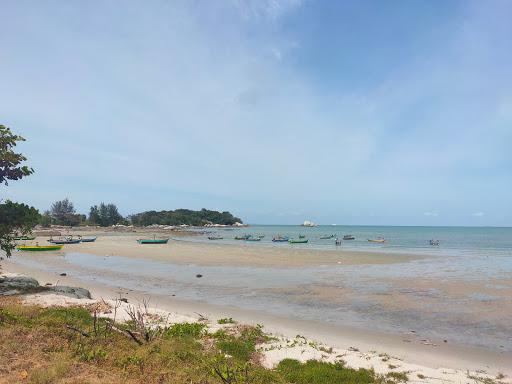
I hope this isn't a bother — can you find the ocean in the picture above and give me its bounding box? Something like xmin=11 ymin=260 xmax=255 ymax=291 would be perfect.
xmin=187 ymin=225 xmax=512 ymax=257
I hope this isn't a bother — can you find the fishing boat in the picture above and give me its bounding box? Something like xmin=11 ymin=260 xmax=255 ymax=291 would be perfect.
xmin=17 ymin=245 xmax=63 ymax=251
xmin=289 ymin=238 xmax=308 ymax=244
xmin=272 ymin=235 xmax=289 ymax=242
xmin=79 ymin=236 xmax=97 ymax=243
xmin=429 ymin=239 xmax=440 ymax=246
xmin=48 ymin=239 xmax=81 ymax=244
xmin=14 ymin=235 xmax=36 ymax=241
xmin=234 ymin=235 xmax=250 ymax=240
xmin=257 ymin=235 xmax=265 ymax=239
xmin=137 ymin=238 xmax=169 ymax=244
xmin=343 ymin=235 xmax=355 ymax=240
xmin=320 ymin=234 xmax=335 ymax=239
xmin=367 ymin=238 xmax=386 ymax=243
xmin=208 ymin=236 xmax=223 ymax=240
xmin=245 ymin=237 xmax=261 ymax=241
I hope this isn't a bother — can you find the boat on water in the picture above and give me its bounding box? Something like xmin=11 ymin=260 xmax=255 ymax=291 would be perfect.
xmin=246 ymin=237 xmax=261 ymax=242
xmin=289 ymin=238 xmax=308 ymax=244
xmin=368 ymin=238 xmax=386 ymax=243
xmin=429 ymin=239 xmax=440 ymax=246
xmin=320 ymin=234 xmax=335 ymax=239
xmin=208 ymin=236 xmax=223 ymax=240
xmin=343 ymin=235 xmax=355 ymax=240
xmin=272 ymin=235 xmax=289 ymax=242
xmin=234 ymin=235 xmax=251 ymax=240
xmin=17 ymin=245 xmax=63 ymax=251
xmin=137 ymin=238 xmax=169 ymax=244
xmin=14 ymin=235 xmax=36 ymax=241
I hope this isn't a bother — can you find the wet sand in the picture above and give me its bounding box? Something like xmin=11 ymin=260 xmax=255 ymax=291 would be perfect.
xmin=26 ymin=232 xmax=422 ymax=267
xmin=3 ymin=232 xmax=512 ymax=378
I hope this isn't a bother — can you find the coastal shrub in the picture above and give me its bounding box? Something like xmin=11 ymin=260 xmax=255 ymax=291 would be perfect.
xmin=214 ymin=324 xmax=269 ymax=362
xmin=36 ymin=306 xmax=92 ymax=328
xmin=164 ymin=322 xmax=206 ymax=339
xmin=386 ymin=371 xmax=409 ymax=383
xmin=277 ymin=359 xmax=376 ymax=384
xmin=218 ymin=317 xmax=236 ymax=324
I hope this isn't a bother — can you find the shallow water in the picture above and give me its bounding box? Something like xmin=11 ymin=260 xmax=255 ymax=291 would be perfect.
xmin=13 ymin=245 xmax=512 ymax=351
xmin=190 ymin=225 xmax=512 ymax=258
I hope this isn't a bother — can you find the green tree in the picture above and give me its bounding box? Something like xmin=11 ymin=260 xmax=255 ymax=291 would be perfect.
xmin=89 ymin=203 xmax=123 ymax=226
xmin=0 ymin=125 xmax=34 ymax=185
xmin=0 ymin=125 xmax=39 ymax=257
xmin=0 ymin=201 xmax=40 ymax=256
xmin=50 ymin=198 xmax=83 ymax=226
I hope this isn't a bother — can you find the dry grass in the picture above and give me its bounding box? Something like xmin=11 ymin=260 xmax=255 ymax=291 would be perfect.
xmin=0 ymin=296 xmax=400 ymax=384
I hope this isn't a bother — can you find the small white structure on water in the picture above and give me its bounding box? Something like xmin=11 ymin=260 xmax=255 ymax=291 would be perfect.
xmin=301 ymin=220 xmax=316 ymax=227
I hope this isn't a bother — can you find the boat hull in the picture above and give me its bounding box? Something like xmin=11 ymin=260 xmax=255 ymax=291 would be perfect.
xmin=17 ymin=245 xmax=63 ymax=251
xmin=289 ymin=239 xmax=308 ymax=244
xmin=137 ymin=239 xmax=169 ymax=244
xmin=49 ymin=240 xmax=81 ymax=244
xmin=80 ymin=237 xmax=97 ymax=242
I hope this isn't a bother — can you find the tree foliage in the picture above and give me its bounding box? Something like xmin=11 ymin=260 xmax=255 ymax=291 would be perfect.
xmin=0 ymin=124 xmax=34 ymax=185
xmin=129 ymin=208 xmax=242 ymax=227
xmin=0 ymin=200 xmax=40 ymax=256
xmin=1 ymin=124 xmax=39 ymax=257
xmin=88 ymin=203 xmax=123 ymax=227
xmin=50 ymin=198 xmax=84 ymax=226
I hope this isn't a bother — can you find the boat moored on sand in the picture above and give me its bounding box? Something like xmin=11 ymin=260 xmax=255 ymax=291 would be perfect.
xmin=288 ymin=238 xmax=308 ymax=244
xmin=343 ymin=235 xmax=355 ymax=240
xmin=137 ymin=238 xmax=169 ymax=244
xmin=17 ymin=244 xmax=63 ymax=251
xmin=368 ymin=238 xmax=386 ymax=243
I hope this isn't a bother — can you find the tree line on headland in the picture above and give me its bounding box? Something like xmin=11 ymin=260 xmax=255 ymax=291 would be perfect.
xmin=1 ymin=124 xmax=241 ymax=257
xmin=39 ymin=199 xmax=243 ymax=228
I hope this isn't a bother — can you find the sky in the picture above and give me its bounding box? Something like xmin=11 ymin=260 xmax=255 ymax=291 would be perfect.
xmin=1 ymin=0 xmax=511 ymax=226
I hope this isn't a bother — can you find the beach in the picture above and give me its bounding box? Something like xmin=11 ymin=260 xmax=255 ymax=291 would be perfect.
xmin=2 ymin=229 xmax=512 ymax=382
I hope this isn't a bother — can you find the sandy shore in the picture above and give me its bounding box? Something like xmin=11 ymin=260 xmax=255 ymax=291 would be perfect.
xmin=2 ymin=261 xmax=511 ymax=383
xmin=21 ymin=231 xmax=422 ymax=267
xmin=2 ymin=231 xmax=511 ymax=382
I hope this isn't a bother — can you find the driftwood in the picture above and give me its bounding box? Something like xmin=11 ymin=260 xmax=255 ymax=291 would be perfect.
xmin=66 ymin=325 xmax=90 ymax=337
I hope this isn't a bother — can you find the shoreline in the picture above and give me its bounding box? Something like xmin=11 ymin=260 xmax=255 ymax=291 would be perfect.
xmin=2 ymin=259 xmax=511 ymax=381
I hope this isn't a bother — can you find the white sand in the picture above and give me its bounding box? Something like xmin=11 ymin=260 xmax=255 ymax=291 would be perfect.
xmin=3 ymin=269 xmax=509 ymax=384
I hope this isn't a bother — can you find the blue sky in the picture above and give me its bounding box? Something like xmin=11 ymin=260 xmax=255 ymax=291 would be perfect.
xmin=1 ymin=0 xmax=511 ymax=226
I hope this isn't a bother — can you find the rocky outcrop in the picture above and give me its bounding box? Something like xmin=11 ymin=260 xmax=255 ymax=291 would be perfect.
xmin=0 ymin=273 xmax=91 ymax=299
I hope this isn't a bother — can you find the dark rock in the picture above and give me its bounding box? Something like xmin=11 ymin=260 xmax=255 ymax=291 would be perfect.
xmin=59 ymin=273 xmax=67 ymax=276
xmin=0 ymin=275 xmax=39 ymax=289
xmin=48 ymin=286 xmax=91 ymax=299
xmin=196 ymin=274 xmax=203 ymax=278
xmin=119 ymin=298 xmax=128 ymax=303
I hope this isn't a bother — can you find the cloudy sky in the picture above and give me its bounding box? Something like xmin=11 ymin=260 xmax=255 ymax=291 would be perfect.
xmin=1 ymin=0 xmax=511 ymax=226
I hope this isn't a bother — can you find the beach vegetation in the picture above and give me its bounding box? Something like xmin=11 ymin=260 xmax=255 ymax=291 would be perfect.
xmin=217 ymin=317 xmax=236 ymax=324
xmin=129 ymin=208 xmax=242 ymax=227
xmin=48 ymin=198 xmax=86 ymax=226
xmin=89 ymin=202 xmax=124 ymax=226
xmin=386 ymin=371 xmax=409 ymax=383
xmin=0 ymin=124 xmax=40 ymax=257
xmin=0 ymin=296 xmax=408 ymax=383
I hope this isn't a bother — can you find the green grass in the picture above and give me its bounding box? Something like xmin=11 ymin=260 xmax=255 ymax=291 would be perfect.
xmin=0 ymin=296 xmax=402 ymax=384
xmin=277 ymin=359 xmax=376 ymax=384
xmin=217 ymin=317 xmax=236 ymax=324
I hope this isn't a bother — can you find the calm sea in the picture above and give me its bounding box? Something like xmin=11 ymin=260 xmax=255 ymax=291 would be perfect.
xmin=185 ymin=225 xmax=512 ymax=257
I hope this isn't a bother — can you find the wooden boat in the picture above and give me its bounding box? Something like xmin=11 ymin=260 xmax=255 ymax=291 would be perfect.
xmin=320 ymin=234 xmax=335 ymax=239
xmin=288 ymin=238 xmax=308 ymax=244
xmin=137 ymin=238 xmax=169 ymax=244
xmin=343 ymin=235 xmax=355 ymax=240
xmin=272 ymin=236 xmax=289 ymax=242
xmin=17 ymin=245 xmax=63 ymax=251
xmin=368 ymin=238 xmax=386 ymax=243
xmin=245 ymin=237 xmax=261 ymax=241
xmin=78 ymin=236 xmax=97 ymax=243
xmin=14 ymin=236 xmax=36 ymax=240
xmin=234 ymin=235 xmax=250 ymax=240
xmin=49 ymin=239 xmax=81 ymax=244
xmin=429 ymin=239 xmax=440 ymax=246
xmin=208 ymin=236 xmax=223 ymax=240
